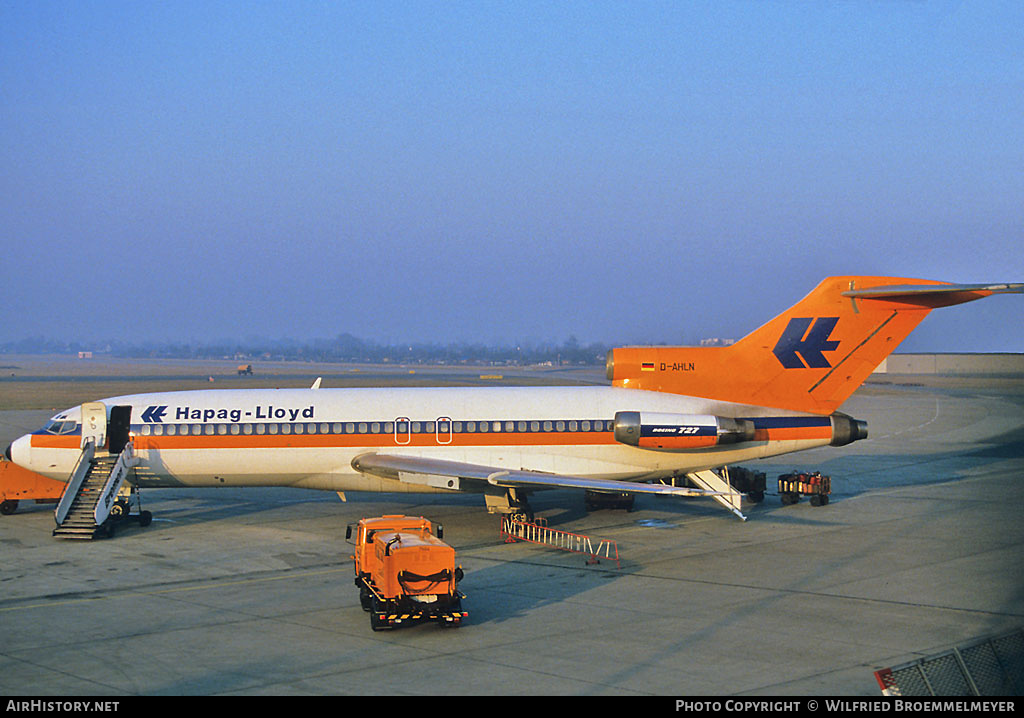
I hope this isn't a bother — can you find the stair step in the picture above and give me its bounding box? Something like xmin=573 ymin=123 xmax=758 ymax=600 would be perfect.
xmin=54 ymin=444 xmax=135 ymax=540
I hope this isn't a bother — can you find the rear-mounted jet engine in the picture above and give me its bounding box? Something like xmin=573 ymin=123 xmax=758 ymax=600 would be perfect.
xmin=613 ymin=411 xmax=756 ymax=450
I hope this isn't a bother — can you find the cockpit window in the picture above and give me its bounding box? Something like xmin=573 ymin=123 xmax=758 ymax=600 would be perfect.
xmin=44 ymin=420 xmax=79 ymax=435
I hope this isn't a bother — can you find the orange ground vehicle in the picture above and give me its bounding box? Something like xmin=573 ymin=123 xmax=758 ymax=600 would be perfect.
xmin=346 ymin=515 xmax=466 ymax=631
xmin=0 ymin=458 xmax=66 ymax=515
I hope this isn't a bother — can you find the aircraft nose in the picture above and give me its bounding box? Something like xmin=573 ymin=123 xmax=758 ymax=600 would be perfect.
xmin=6 ymin=434 xmax=29 ymax=466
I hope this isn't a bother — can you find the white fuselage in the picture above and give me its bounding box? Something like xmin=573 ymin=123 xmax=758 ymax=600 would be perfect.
xmin=11 ymin=386 xmax=835 ymax=494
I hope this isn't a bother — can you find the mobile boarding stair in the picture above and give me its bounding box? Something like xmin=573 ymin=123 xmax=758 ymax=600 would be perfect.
xmin=53 ymin=403 xmax=144 ymax=540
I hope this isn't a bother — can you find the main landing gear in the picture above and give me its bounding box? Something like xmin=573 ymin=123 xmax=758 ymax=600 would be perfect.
xmin=486 ymin=488 xmax=535 ymax=524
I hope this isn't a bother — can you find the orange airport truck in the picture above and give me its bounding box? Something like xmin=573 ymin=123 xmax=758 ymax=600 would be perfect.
xmin=1 ymin=457 xmax=67 ymax=515
xmin=346 ymin=515 xmax=466 ymax=631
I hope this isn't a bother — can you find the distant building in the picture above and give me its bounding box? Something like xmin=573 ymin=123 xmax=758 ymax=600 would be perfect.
xmin=77 ymin=351 xmax=93 ymax=359
xmin=699 ymin=338 xmax=736 ymax=347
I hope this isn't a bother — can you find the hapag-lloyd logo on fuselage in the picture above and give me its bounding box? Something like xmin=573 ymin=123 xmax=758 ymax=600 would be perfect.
xmin=141 ymin=405 xmax=315 ymax=423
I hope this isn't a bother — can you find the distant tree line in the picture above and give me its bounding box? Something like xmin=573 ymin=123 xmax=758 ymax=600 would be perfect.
xmin=0 ymin=333 xmax=610 ymax=366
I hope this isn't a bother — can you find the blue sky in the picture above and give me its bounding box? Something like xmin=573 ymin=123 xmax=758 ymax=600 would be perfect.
xmin=2 ymin=1 xmax=1022 ymax=351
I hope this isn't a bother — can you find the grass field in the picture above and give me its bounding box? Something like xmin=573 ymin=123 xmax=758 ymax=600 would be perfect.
xmin=0 ymin=355 xmax=606 ymax=410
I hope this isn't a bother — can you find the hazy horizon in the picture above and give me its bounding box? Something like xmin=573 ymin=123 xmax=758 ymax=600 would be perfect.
xmin=3 ymin=2 xmax=1022 ymax=352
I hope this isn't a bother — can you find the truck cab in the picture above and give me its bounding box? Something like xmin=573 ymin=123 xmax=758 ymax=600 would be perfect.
xmin=347 ymin=514 xmax=441 ymax=580
xmin=346 ymin=514 xmax=464 ymax=631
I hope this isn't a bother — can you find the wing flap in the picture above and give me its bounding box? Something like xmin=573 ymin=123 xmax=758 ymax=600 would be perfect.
xmin=352 ymin=453 xmax=720 ymax=497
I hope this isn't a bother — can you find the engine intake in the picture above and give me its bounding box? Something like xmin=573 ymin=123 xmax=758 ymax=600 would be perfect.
xmin=614 ymin=411 xmax=756 ymax=451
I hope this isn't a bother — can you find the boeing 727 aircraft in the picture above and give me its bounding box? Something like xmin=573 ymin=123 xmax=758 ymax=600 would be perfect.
xmin=6 ymin=276 xmax=1022 ymax=531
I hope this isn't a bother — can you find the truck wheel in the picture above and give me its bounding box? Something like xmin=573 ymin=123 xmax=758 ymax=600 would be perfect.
xmin=810 ymin=495 xmax=822 ymax=507
xmin=370 ymin=612 xmax=391 ymax=631
xmin=139 ymin=510 xmax=153 ymax=527
xmin=359 ymin=586 xmax=372 ymax=612
xmin=1 ymin=500 xmax=19 ymax=515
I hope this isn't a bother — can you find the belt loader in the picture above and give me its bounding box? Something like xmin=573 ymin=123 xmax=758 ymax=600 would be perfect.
xmin=347 ymin=515 xmax=466 ymax=631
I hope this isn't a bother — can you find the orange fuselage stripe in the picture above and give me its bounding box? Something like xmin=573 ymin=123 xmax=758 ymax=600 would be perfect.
xmin=30 ymin=426 xmax=832 ymax=450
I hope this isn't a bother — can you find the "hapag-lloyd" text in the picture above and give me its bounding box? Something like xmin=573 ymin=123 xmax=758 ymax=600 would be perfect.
xmin=175 ymin=406 xmax=315 ymax=423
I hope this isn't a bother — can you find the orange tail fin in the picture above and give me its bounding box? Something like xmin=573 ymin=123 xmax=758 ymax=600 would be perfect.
xmin=607 ymin=277 xmax=1022 ymax=415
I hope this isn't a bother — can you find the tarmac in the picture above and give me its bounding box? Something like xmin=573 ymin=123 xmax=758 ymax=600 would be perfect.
xmin=0 ymin=375 xmax=1022 ymax=696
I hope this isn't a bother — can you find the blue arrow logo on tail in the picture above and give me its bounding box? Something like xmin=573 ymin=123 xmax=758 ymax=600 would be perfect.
xmin=141 ymin=405 xmax=168 ymax=423
xmin=772 ymin=317 xmax=840 ymax=369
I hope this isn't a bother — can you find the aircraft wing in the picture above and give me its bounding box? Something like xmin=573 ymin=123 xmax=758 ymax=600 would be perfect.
xmin=351 ymin=453 xmax=721 ymax=497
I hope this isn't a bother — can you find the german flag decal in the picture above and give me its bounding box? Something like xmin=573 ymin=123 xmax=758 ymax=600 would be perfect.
xmin=641 ymin=362 xmax=655 ymax=372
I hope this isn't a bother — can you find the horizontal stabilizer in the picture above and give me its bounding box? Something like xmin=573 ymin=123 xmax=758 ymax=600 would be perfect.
xmin=844 ymin=282 xmax=1023 ymax=304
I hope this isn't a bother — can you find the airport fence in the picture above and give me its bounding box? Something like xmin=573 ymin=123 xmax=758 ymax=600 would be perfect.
xmin=501 ymin=516 xmax=620 ymax=569
xmin=875 ymin=628 xmax=1024 ymax=696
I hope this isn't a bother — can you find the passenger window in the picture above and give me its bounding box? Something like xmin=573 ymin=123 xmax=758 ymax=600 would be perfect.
xmin=192 ymin=424 xmax=203 ymax=435
xmin=268 ymin=424 xmax=279 ymax=435
xmin=293 ymin=424 xmax=304 ymax=434
xmin=243 ymin=424 xmax=253 ymax=435
xmin=505 ymin=421 xmax=514 ymax=432
xmin=371 ymin=422 xmax=380 ymax=434
xmin=531 ymin=421 xmax=540 ymax=432
xmin=217 ymin=424 xmax=228 ymax=435
xmin=256 ymin=424 xmax=266 ymax=435
xmin=466 ymin=422 xmax=476 ymax=433
xmin=479 ymin=422 xmax=489 ymax=433
xmin=543 ymin=421 xmax=552 ymax=432
xmin=358 ymin=422 xmax=368 ymax=433
xmin=582 ymin=421 xmax=591 ymax=431
xmin=152 ymin=424 xmax=163 ymax=436
xmin=556 ymin=421 xmax=565 ymax=432
xmin=281 ymin=424 xmax=292 ymax=435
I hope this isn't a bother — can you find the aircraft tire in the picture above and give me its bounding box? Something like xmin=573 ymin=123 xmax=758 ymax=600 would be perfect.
xmin=0 ymin=500 xmax=19 ymax=515
xmin=139 ymin=510 xmax=153 ymax=527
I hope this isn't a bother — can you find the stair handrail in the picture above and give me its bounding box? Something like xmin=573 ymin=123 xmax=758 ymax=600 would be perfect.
xmin=93 ymin=441 xmax=138 ymax=526
xmin=55 ymin=439 xmax=96 ymax=526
